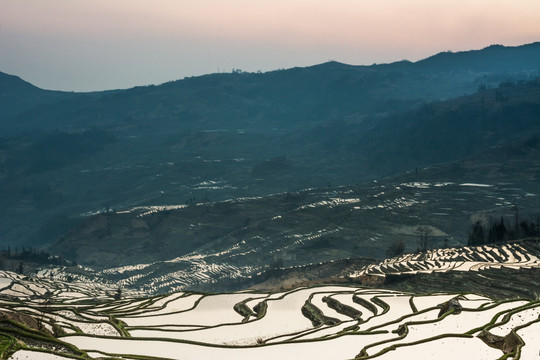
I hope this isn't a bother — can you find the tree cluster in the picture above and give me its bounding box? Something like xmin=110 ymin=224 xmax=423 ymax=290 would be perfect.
xmin=0 ymin=246 xmax=76 ymax=268
xmin=415 ymin=226 xmax=433 ymax=252
xmin=386 ymin=239 xmax=406 ymax=257
xmin=468 ymin=216 xmax=540 ymax=246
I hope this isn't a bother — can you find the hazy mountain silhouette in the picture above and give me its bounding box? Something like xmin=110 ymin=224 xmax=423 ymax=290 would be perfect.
xmin=2 ymin=42 xmax=539 ymax=135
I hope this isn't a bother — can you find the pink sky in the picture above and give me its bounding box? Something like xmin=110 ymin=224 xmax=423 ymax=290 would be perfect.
xmin=1 ymin=0 xmax=539 ymax=91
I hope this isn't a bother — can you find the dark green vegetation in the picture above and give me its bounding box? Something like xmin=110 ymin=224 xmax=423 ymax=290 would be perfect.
xmin=0 ymin=246 xmax=76 ymax=276
xmin=301 ymin=299 xmax=340 ymax=327
xmin=0 ymin=311 xmax=88 ymax=360
xmin=468 ymin=215 xmax=540 ymax=246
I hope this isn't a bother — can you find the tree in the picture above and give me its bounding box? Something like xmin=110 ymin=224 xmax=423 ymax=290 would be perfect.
xmin=114 ymin=286 xmax=123 ymax=300
xmin=387 ymin=239 xmax=406 ymax=257
xmin=415 ymin=226 xmax=433 ymax=252
xmin=520 ymin=220 xmax=540 ymax=237
xmin=512 ymin=204 xmax=519 ymax=240
xmin=468 ymin=221 xmax=485 ymax=246
xmin=495 ymin=90 xmax=505 ymax=102
xmin=487 ymin=217 xmax=507 ymax=243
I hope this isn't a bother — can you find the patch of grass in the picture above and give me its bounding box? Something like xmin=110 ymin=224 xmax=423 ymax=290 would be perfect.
xmin=0 ymin=334 xmax=19 ymax=360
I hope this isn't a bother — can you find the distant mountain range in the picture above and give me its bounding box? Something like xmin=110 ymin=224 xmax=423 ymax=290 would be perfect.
xmin=1 ymin=41 xmax=540 ymax=255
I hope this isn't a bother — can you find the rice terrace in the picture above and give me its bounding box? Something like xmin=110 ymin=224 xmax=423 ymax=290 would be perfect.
xmin=0 ymin=238 xmax=539 ymax=359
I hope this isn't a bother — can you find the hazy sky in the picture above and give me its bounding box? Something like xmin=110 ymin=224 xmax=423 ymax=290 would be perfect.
xmin=1 ymin=0 xmax=539 ymax=91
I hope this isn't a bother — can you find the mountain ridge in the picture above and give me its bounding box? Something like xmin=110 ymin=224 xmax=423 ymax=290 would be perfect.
xmin=2 ymin=41 xmax=539 ymax=128
xmin=0 ymin=71 xmax=78 ymax=122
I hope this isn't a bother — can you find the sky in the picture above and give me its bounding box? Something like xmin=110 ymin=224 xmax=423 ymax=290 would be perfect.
xmin=1 ymin=0 xmax=539 ymax=92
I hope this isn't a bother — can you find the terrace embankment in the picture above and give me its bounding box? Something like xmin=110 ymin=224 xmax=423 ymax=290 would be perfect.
xmin=384 ymin=266 xmax=540 ymax=300
xmin=349 ymin=238 xmax=540 ymax=299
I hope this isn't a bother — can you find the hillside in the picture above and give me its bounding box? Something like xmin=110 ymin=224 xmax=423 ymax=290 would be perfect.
xmin=1 ymin=42 xmax=540 ymax=249
xmin=45 ymin=134 xmax=540 ymax=293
